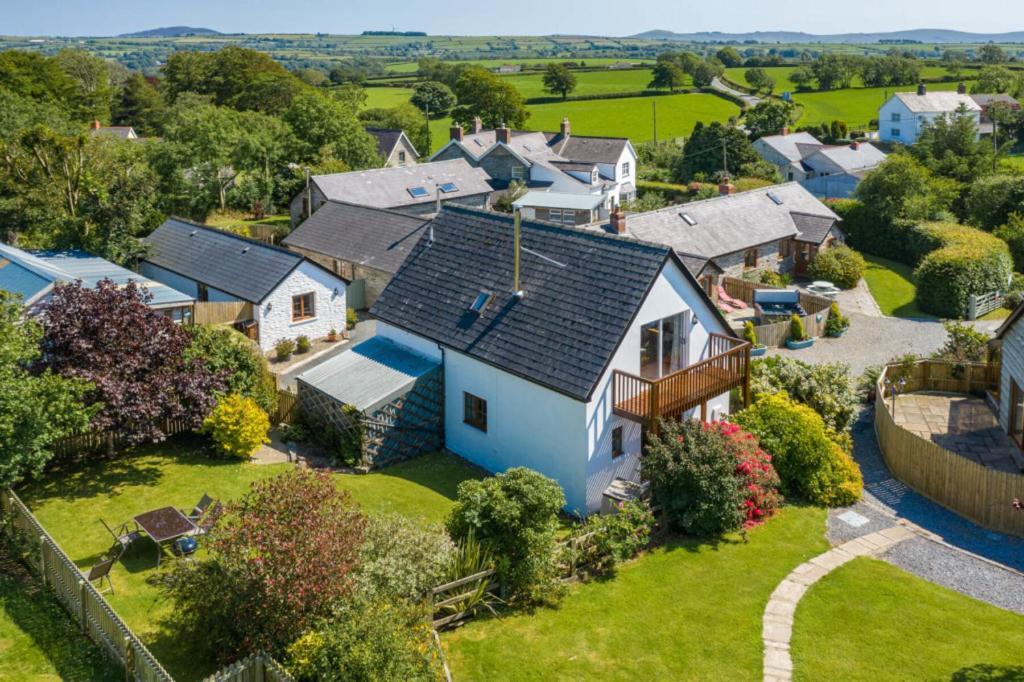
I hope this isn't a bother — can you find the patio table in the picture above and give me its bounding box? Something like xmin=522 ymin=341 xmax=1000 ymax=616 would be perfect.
xmin=134 ymin=506 xmax=197 ymax=566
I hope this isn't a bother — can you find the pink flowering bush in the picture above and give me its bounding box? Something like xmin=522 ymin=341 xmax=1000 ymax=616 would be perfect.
xmin=711 ymin=421 xmax=782 ymax=528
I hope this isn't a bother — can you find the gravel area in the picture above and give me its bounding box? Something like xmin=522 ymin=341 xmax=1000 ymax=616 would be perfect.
xmin=882 ymin=536 xmax=1024 ymax=614
xmin=826 ymin=502 xmax=894 ymax=545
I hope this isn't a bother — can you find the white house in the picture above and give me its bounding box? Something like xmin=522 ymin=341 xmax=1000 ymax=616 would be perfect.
xmin=753 ymin=130 xmax=887 ymax=198
xmin=365 ymin=127 xmax=420 ymax=168
xmin=364 ymin=205 xmax=749 ymax=514
xmin=141 ymin=218 xmax=348 ymax=352
xmin=878 ymin=84 xmax=981 ymax=145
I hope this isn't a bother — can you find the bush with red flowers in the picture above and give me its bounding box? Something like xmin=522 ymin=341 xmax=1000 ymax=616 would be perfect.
xmin=712 ymin=421 xmax=783 ymax=528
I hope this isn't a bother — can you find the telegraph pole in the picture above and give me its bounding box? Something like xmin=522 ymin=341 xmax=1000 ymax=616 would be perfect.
xmin=652 ymin=101 xmax=658 ymax=144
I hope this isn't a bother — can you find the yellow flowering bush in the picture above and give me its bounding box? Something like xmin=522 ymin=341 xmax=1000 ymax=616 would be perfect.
xmin=202 ymin=393 xmax=270 ymax=458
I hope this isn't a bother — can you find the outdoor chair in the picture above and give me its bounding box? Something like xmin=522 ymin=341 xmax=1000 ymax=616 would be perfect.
xmin=85 ymin=555 xmax=117 ymax=595
xmin=717 ymin=285 xmax=748 ymax=310
xmin=184 ymin=494 xmax=214 ymax=522
xmin=100 ymin=518 xmax=141 ymax=555
xmin=194 ymin=501 xmax=224 ymax=536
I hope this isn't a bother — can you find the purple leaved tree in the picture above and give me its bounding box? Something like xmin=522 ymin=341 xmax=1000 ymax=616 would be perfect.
xmin=40 ymin=279 xmax=224 ymax=446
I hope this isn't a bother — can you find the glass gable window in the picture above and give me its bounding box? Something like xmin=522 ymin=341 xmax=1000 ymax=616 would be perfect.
xmin=639 ymin=312 xmax=690 ymax=380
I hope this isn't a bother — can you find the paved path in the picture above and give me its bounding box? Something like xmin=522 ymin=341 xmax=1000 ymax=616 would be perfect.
xmin=710 ymin=77 xmax=763 ymax=108
xmin=276 ymin=318 xmax=376 ymax=390
xmin=762 ymin=525 xmax=916 ymax=681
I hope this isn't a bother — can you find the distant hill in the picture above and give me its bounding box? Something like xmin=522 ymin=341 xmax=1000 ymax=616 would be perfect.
xmin=631 ymin=28 xmax=1024 ymax=44
xmin=117 ymin=27 xmax=222 ymax=38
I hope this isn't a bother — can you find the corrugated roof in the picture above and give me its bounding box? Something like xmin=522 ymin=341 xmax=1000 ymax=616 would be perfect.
xmin=297 ymin=336 xmax=440 ymax=413
xmin=143 ymin=219 xmax=306 ymax=303
xmin=311 ymin=159 xmax=493 ymax=209
xmin=282 ymin=201 xmax=429 ymax=274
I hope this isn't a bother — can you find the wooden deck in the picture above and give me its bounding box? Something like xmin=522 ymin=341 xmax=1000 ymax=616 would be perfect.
xmin=613 ymin=333 xmax=751 ymax=423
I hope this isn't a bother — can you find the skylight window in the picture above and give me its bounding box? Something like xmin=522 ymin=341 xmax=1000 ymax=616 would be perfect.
xmin=407 ymin=186 xmax=430 ymax=199
xmin=469 ymin=290 xmax=493 ymax=314
xmin=767 ymin=191 xmax=784 ymax=205
xmin=681 ymin=213 xmax=697 ymax=226
xmin=439 ymin=182 xmax=458 ymax=193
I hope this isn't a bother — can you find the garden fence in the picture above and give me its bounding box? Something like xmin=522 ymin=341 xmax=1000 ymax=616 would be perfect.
xmin=202 ymin=654 xmax=294 ymax=682
xmin=53 ymin=419 xmax=193 ymax=460
xmin=720 ymin=276 xmax=833 ymax=346
xmin=194 ymin=301 xmax=254 ymax=326
xmin=874 ymin=363 xmax=1024 ymax=538
xmin=430 ymin=567 xmax=499 ymax=629
xmin=967 ymin=291 xmax=1002 ymax=321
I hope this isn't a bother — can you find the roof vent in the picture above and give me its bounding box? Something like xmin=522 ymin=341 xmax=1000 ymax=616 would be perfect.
xmin=680 ymin=213 xmax=697 ymax=226
xmin=469 ymin=290 xmax=493 ymax=314
xmin=767 ymin=191 xmax=784 ymax=206
xmin=241 ymin=246 xmax=250 ymax=254
xmin=189 ymin=230 xmax=198 ymax=237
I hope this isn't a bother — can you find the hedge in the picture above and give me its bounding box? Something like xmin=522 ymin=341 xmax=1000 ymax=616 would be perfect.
xmin=828 ymin=199 xmax=917 ymax=265
xmin=808 ymin=245 xmax=865 ymax=289
xmin=912 ymin=222 xmax=1012 ymax=318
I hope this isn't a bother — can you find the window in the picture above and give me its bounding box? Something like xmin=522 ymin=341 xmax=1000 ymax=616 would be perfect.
xmin=639 ymin=312 xmax=690 ymax=380
xmin=197 ymin=283 xmax=209 ymax=302
xmin=561 ymin=209 xmax=576 ymax=225
xmin=612 ymin=426 xmax=624 ymax=458
xmin=744 ymin=249 xmax=758 ymax=268
xmin=591 ymin=169 xmax=599 ymax=184
xmin=407 ymin=186 xmax=429 ymax=199
xmin=891 ymin=128 xmax=901 ymax=138
xmin=681 ymin=213 xmax=697 ymax=226
xmin=464 ymin=392 xmax=487 ymax=432
xmin=621 ymin=161 xmax=630 ymax=177
xmin=891 ymin=112 xmax=901 ymax=122
xmin=549 ymin=208 xmax=562 ymax=222
xmin=398 ymin=151 xmax=407 ymax=165
xmin=767 ymin=191 xmax=783 ymax=205
xmin=439 ymin=182 xmax=458 ymax=193
xmin=510 ymin=166 xmax=527 ymax=180
xmin=292 ymin=292 xmax=315 ymax=321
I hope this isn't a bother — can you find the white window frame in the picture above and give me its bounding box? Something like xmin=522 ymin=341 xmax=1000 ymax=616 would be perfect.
xmin=621 ymin=161 xmax=630 ymax=178
xmin=891 ymin=128 xmax=901 ymax=138
xmin=510 ymin=165 xmax=527 ymax=180
xmin=562 ymin=209 xmax=576 ymax=224
xmin=548 ymin=208 xmax=562 ymax=222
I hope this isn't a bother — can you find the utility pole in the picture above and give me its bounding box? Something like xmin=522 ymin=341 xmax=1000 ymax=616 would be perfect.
xmin=652 ymin=101 xmax=658 ymax=144
xmin=425 ymin=102 xmax=431 ymax=156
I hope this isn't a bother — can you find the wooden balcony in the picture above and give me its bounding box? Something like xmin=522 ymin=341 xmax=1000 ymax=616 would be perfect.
xmin=613 ymin=333 xmax=751 ymax=424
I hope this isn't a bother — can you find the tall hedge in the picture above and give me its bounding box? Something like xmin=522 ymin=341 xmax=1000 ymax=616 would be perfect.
xmin=829 ymin=199 xmax=916 ymax=264
xmin=912 ymin=222 xmax=1012 ymax=318
xmin=964 ymin=175 xmax=1024 ymax=232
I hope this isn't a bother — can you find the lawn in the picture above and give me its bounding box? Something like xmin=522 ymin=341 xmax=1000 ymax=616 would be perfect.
xmin=500 ymin=68 xmax=668 ymax=100
xmin=444 ymin=505 xmax=828 ymax=680
xmin=0 ymin=548 xmax=120 ymax=681
xmin=792 ymin=81 xmax=974 ymax=129
xmin=791 ymin=557 xmax=1024 ymax=681
xmin=862 ymin=253 xmax=935 ymax=319
xmin=20 ymin=441 xmax=481 ymax=680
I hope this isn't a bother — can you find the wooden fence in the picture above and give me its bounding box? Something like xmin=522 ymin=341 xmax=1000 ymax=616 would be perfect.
xmin=430 ymin=567 xmax=499 ymax=630
xmin=720 ymin=276 xmax=834 ymax=347
xmin=874 ymin=363 xmax=1024 ymax=537
xmin=203 ymin=654 xmax=294 ymax=682
xmin=54 ymin=419 xmax=193 ymax=459
xmin=883 ymin=359 xmax=997 ymax=396
xmin=194 ymin=301 xmax=254 ymax=326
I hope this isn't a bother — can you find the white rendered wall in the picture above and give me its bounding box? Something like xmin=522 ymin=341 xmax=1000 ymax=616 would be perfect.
xmin=254 ymin=261 xmax=346 ymax=351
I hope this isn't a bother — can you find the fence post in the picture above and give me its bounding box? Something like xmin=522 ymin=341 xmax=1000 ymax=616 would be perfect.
xmin=78 ymin=579 xmax=88 ymax=634
xmin=39 ymin=536 xmax=47 ymax=588
xmin=967 ymin=294 xmax=977 ymax=321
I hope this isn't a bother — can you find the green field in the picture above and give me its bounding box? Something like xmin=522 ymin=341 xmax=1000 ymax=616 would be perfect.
xmin=385 ymin=57 xmax=652 ymax=73
xmin=501 ymin=68 xmax=667 ymax=100
xmin=725 ymin=65 xmax=963 ymax=94
xmin=793 ymin=81 xmax=972 ymax=128
xmin=364 ymin=86 xmax=417 ymax=109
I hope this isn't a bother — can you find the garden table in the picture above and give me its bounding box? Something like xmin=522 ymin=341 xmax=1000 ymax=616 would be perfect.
xmin=134 ymin=506 xmax=197 ymax=567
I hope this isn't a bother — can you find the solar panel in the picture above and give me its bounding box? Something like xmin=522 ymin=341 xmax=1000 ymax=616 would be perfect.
xmin=407 ymin=186 xmax=430 ymax=198
xmin=767 ymin=191 xmax=784 ymax=205
xmin=469 ymin=290 xmax=493 ymax=314
xmin=680 ymin=213 xmax=697 ymax=226
xmin=439 ymin=182 xmax=458 ymax=193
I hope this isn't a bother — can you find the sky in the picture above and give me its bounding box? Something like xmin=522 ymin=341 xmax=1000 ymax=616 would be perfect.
xmin=3 ymin=0 xmax=1023 ymax=37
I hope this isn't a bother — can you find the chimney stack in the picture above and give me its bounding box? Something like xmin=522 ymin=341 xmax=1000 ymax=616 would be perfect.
xmin=917 ymin=83 xmax=927 ymax=96
xmin=718 ymin=177 xmax=736 ymax=196
xmin=496 ymin=123 xmax=510 ymax=145
xmin=957 ymin=82 xmax=967 ymax=95
xmin=472 ymin=116 xmax=483 ymax=134
xmin=91 ymin=119 xmax=101 ymax=130
xmin=560 ymin=117 xmax=571 ymax=137
xmin=780 ymin=126 xmax=790 ymax=136
xmin=850 ymin=140 xmax=860 ymax=150
xmin=450 ymin=125 xmax=464 ymax=142
xmin=611 ymin=206 xmax=627 ymax=235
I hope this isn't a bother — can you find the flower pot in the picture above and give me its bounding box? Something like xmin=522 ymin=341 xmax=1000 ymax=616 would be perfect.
xmin=786 ymin=338 xmax=815 ymax=350
xmin=826 ymin=328 xmax=847 ymax=338
xmin=750 ymin=344 xmax=768 ymax=357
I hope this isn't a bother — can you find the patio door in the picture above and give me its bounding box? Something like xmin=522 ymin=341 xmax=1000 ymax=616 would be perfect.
xmin=1010 ymin=380 xmax=1024 ymax=449
xmin=639 ymin=312 xmax=690 ymax=380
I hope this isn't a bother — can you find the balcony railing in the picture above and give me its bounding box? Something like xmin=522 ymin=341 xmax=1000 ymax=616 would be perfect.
xmin=612 ymin=333 xmax=751 ymax=424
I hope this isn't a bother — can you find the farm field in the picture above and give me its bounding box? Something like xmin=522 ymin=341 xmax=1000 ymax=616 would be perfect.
xmin=793 ymin=80 xmax=972 ymax=128
xmin=501 ymin=68 xmax=667 ymax=100
xmin=724 ymin=64 xmax=962 ymax=93
xmin=385 ymin=57 xmax=653 ymax=73
xmin=364 ymin=86 xmax=417 ymax=109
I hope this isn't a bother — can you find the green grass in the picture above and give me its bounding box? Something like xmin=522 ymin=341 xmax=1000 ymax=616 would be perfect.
xmin=500 ymin=69 xmax=668 ymax=100
xmin=363 ymin=86 xmax=417 ymax=109
xmin=444 ymin=505 xmax=828 ymax=680
xmin=20 ymin=442 xmax=481 ymax=680
xmin=792 ymin=81 xmax=973 ymax=129
xmin=724 ymin=65 xmax=958 ymax=95
xmin=0 ymin=548 xmax=120 ymax=681
xmin=385 ymin=58 xmax=652 ymax=73
xmin=792 ymin=557 xmax=1024 ymax=681
xmin=862 ymin=253 xmax=935 ymax=319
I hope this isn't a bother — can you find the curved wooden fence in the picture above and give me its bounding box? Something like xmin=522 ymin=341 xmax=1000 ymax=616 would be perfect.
xmin=874 ymin=363 xmax=1024 ymax=537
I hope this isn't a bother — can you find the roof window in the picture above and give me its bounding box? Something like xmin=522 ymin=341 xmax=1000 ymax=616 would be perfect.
xmin=407 ymin=186 xmax=430 ymax=199
xmin=469 ymin=290 xmax=494 ymax=314
xmin=680 ymin=213 xmax=697 ymax=226
xmin=439 ymin=182 xmax=458 ymax=193
xmin=767 ymin=191 xmax=784 ymax=205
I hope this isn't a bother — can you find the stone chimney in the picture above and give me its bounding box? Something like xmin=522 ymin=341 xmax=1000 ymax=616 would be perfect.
xmin=780 ymin=126 xmax=790 ymax=136
xmin=450 ymin=125 xmax=464 ymax=142
xmin=957 ymin=82 xmax=967 ymax=95
xmin=917 ymin=83 xmax=927 ymax=96
xmin=560 ymin=117 xmax=571 ymax=137
xmin=90 ymin=119 xmax=101 ymax=130
xmin=850 ymin=140 xmax=860 ymax=150
xmin=611 ymin=206 xmax=627 ymax=235
xmin=471 ymin=116 xmax=483 ymax=134
xmin=496 ymin=124 xmax=511 ymax=145
xmin=718 ymin=177 xmax=736 ymax=196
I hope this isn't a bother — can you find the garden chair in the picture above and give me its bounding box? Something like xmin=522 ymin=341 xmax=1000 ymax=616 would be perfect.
xmin=717 ymin=285 xmax=748 ymax=310
xmin=194 ymin=501 xmax=224 ymax=536
xmin=100 ymin=518 xmax=141 ymax=555
xmin=85 ymin=555 xmax=117 ymax=595
xmin=184 ymin=494 xmax=214 ymax=522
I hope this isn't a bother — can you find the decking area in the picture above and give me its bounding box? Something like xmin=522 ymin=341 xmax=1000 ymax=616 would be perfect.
xmin=613 ymin=333 xmax=750 ymax=423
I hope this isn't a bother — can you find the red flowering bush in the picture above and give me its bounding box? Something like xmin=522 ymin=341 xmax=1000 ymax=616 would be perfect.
xmin=710 ymin=421 xmax=782 ymax=528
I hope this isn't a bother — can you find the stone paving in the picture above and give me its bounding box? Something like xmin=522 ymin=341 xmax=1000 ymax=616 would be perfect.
xmin=892 ymin=392 xmax=1024 ymax=473
xmin=761 ymin=525 xmax=916 ymax=682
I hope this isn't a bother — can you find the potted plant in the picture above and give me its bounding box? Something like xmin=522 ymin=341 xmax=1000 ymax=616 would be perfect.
xmin=274 ymin=338 xmax=296 ymax=361
xmin=785 ymin=314 xmax=814 ymax=350
xmin=743 ymin=321 xmax=767 ymax=357
xmin=327 ymin=328 xmax=338 ymax=342
xmin=824 ymin=302 xmax=849 ymax=338
xmin=296 ymin=335 xmax=311 ymax=354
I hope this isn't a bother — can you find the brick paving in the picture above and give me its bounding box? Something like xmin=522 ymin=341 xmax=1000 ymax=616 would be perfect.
xmin=891 ymin=392 xmax=1024 ymax=473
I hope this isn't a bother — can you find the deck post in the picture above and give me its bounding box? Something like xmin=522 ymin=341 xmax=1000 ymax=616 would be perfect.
xmin=742 ymin=345 xmax=752 ymax=408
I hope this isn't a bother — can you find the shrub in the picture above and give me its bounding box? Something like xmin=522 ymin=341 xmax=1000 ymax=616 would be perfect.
xmin=562 ymin=500 xmax=655 ymax=576
xmin=932 ymin=321 xmax=990 ymax=376
xmin=185 ymin=325 xmax=277 ymax=414
xmin=346 ymin=308 xmax=358 ymax=330
xmin=285 ymin=596 xmax=442 ymax=682
xmin=742 ymin=320 xmax=758 ymax=346
xmin=723 ymin=421 xmax=783 ymax=527
xmin=296 ymin=335 xmax=311 ymax=353
xmin=965 ymin=175 xmax=1024 ymax=231
xmin=994 ymin=213 xmax=1024 ymax=272
xmin=446 ymin=468 xmax=565 ymax=604
xmin=354 ymin=515 xmax=454 ymax=603
xmin=824 ymin=302 xmax=849 ymax=337
xmin=913 ymin=224 xmax=1012 ymax=318
xmin=808 ymin=245 xmax=865 ymax=289
xmin=165 ymin=469 xmax=366 ymax=659
xmin=275 ymin=338 xmax=296 ymax=361
xmin=202 ymin=394 xmax=270 ymax=459
xmin=736 ymin=393 xmax=862 ymax=506
xmin=789 ymin=314 xmax=807 ymax=342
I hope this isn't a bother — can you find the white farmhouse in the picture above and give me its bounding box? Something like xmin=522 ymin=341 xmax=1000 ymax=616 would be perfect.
xmin=878 ymin=84 xmax=981 ymax=145
xmin=357 ymin=205 xmax=750 ymax=514
xmin=141 ymin=218 xmax=348 ymax=352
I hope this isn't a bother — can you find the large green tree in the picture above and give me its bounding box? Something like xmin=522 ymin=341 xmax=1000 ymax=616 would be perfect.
xmin=410 ymin=80 xmax=456 ymax=118
xmin=648 ymin=61 xmax=686 ymax=92
xmin=283 ymin=90 xmax=379 ymax=168
xmin=911 ymin=105 xmax=997 ymax=185
xmin=541 ymin=63 xmax=577 ymax=100
xmin=675 ymin=121 xmax=759 ymax=181
xmin=854 ymin=154 xmax=958 ymax=227
xmin=359 ymin=103 xmax=429 ymax=162
xmin=450 ymin=67 xmax=529 ymax=129
xmin=113 ymin=73 xmax=167 ymax=136
xmin=745 ymin=100 xmax=795 ymax=141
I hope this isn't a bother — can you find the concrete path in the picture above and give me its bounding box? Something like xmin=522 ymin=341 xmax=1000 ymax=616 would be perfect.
xmin=762 ymin=525 xmax=916 ymax=681
xmin=275 ymin=318 xmax=376 ymax=390
xmin=710 ymin=77 xmax=763 ymax=108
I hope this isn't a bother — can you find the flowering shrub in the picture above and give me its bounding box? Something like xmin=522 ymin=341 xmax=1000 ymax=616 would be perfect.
xmin=202 ymin=393 xmax=270 ymax=458
xmin=354 ymin=515 xmax=454 ymax=603
xmin=715 ymin=421 xmax=783 ymax=527
xmin=751 ymin=356 xmax=858 ymax=432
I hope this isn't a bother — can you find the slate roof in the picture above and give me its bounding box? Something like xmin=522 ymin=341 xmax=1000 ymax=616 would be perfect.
xmin=0 ymin=242 xmax=192 ymax=308
xmin=893 ymin=91 xmax=980 ymax=113
xmin=365 ymin=127 xmax=420 ymax=160
xmin=370 ymin=206 xmax=728 ymax=401
xmin=805 ymin=143 xmax=887 ymax=173
xmin=969 ymin=94 xmax=1020 ymax=109
xmin=601 ymin=183 xmax=839 ymax=259
xmin=550 ymin=135 xmax=631 ymax=165
xmin=143 ymin=219 xmax=316 ymax=303
xmin=282 ymin=201 xmax=429 ymax=274
xmin=311 ymin=159 xmax=493 ymax=209
xmin=90 ymin=126 xmax=137 ymax=139
xmin=756 ymin=132 xmax=823 ymax=163
xmin=791 ymin=212 xmax=839 ymax=245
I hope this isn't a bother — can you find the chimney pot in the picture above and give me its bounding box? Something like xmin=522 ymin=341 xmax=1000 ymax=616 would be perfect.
xmin=496 ymin=124 xmax=510 ymax=145
xmin=917 ymin=83 xmax=927 ymax=96
xmin=560 ymin=117 xmax=571 ymax=137
xmin=450 ymin=125 xmax=464 ymax=142
xmin=611 ymin=207 xmax=627 ymax=235
xmin=718 ymin=177 xmax=736 ymax=196
xmin=472 ymin=116 xmax=483 ymax=134
xmin=91 ymin=119 xmax=101 ymax=130
xmin=957 ymin=82 xmax=967 ymax=95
